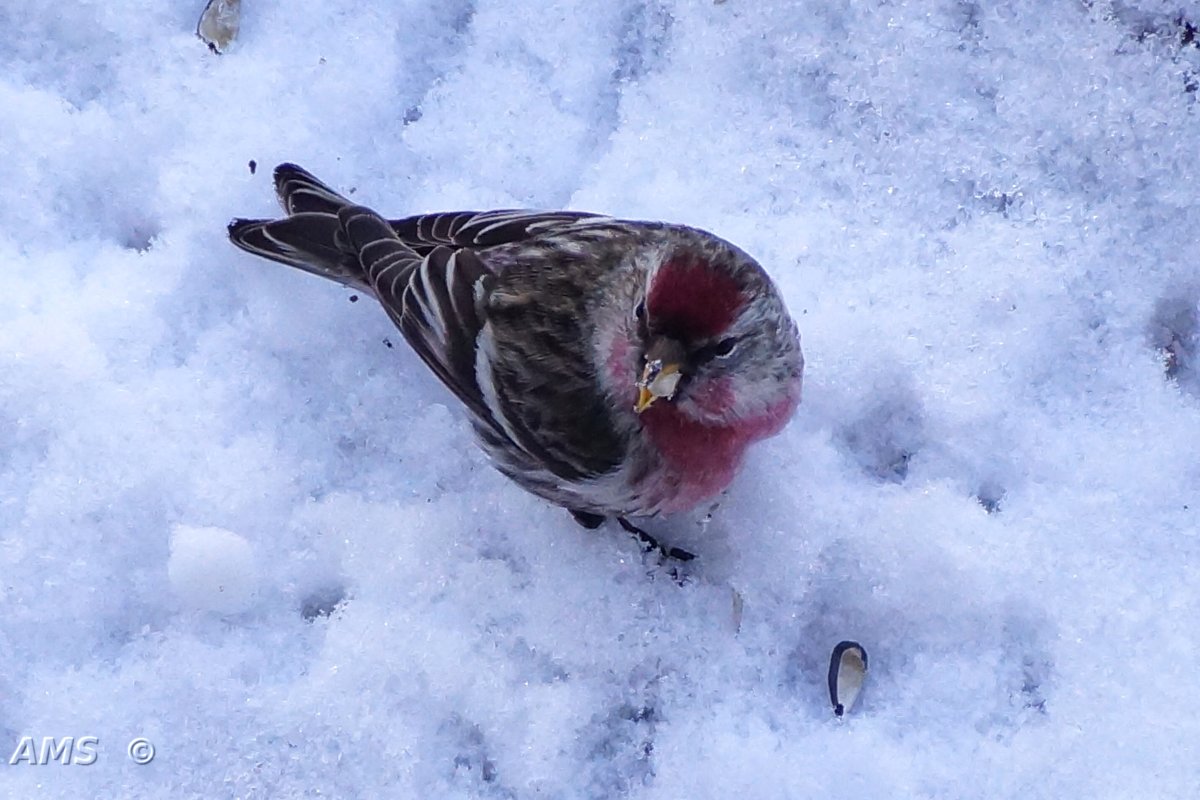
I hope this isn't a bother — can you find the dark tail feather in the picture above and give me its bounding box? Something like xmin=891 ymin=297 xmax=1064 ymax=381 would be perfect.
xmin=229 ymin=164 xmax=375 ymax=290
xmin=337 ymin=205 xmax=424 ymax=285
xmin=273 ymin=162 xmax=353 ymax=216
xmin=228 ymin=213 xmax=369 ymax=291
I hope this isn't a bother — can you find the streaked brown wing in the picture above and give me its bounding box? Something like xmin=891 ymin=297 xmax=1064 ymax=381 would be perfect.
xmin=341 ymin=207 xmax=500 ymax=434
xmin=388 ymin=210 xmax=608 ymax=255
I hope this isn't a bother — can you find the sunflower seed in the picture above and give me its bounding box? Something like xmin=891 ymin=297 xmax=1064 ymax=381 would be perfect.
xmin=829 ymin=640 xmax=868 ymax=717
xmin=197 ymin=0 xmax=241 ymax=54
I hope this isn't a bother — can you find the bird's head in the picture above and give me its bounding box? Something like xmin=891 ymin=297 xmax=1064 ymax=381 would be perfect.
xmin=632 ymin=244 xmax=803 ymax=427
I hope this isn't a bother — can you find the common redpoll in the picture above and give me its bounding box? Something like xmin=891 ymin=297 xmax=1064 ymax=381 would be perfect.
xmin=229 ymin=164 xmax=803 ymax=558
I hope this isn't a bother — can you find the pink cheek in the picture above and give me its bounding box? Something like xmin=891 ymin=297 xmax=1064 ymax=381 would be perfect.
xmin=749 ymin=392 xmax=801 ymax=439
xmin=606 ymin=333 xmax=636 ymax=395
xmin=687 ymin=376 xmax=735 ymax=416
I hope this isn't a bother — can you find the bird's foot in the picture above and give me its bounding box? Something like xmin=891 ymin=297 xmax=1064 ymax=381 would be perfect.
xmin=616 ymin=517 xmax=696 ymax=563
xmin=569 ymin=509 xmax=696 ymax=566
xmin=570 ymin=509 xmax=606 ymax=530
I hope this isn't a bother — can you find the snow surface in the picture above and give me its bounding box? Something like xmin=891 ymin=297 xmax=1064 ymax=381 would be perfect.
xmin=168 ymin=525 xmax=260 ymax=614
xmin=3 ymin=0 xmax=1200 ymax=797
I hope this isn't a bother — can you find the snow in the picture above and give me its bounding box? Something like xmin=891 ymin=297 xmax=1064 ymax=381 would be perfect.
xmin=168 ymin=525 xmax=260 ymax=614
xmin=2 ymin=0 xmax=1199 ymax=796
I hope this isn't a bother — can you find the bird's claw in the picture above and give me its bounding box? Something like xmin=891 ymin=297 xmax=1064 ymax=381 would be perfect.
xmin=617 ymin=517 xmax=696 ymax=562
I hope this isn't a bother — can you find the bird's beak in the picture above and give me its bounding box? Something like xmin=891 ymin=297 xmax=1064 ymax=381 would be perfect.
xmin=635 ymin=385 xmax=656 ymax=414
xmin=635 ymin=360 xmax=682 ymax=413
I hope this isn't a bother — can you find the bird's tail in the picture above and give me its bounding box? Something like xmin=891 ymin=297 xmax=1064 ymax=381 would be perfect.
xmin=228 ymin=163 xmax=371 ymax=291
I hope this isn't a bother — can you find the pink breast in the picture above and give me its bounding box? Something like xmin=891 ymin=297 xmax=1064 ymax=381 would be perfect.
xmin=639 ymin=391 xmax=798 ymax=513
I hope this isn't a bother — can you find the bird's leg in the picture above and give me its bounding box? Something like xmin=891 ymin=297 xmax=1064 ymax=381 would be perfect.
xmin=570 ymin=510 xmax=696 ymax=563
xmin=570 ymin=509 xmax=606 ymax=529
xmin=617 ymin=517 xmax=696 ymax=562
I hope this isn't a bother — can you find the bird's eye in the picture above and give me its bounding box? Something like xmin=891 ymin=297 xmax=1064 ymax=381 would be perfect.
xmin=634 ymin=299 xmax=651 ymax=338
xmin=713 ymin=337 xmax=737 ymax=357
xmin=693 ymin=337 xmax=739 ymax=365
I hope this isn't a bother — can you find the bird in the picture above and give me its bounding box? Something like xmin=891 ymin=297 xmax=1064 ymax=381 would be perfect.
xmin=228 ymin=163 xmax=804 ymax=560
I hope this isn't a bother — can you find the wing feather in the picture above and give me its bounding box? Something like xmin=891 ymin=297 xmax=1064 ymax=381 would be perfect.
xmin=388 ymin=210 xmax=607 ymax=254
xmin=343 ymin=208 xmax=501 ymax=435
